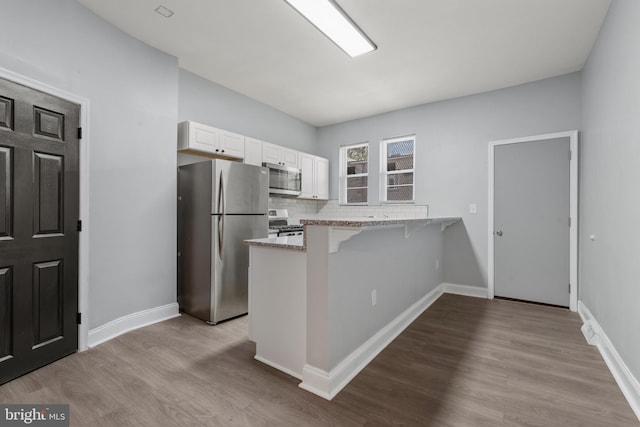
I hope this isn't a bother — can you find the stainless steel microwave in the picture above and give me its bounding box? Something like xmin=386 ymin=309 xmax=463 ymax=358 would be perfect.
xmin=263 ymin=162 xmax=301 ymax=197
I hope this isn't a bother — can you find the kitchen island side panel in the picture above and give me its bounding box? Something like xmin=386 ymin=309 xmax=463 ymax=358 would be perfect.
xmin=325 ymin=224 xmax=443 ymax=369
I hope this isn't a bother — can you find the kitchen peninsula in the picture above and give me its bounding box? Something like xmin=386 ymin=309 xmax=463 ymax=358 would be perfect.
xmin=245 ymin=216 xmax=460 ymax=400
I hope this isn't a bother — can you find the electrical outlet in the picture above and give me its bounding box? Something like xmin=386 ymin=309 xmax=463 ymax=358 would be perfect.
xmin=371 ymin=289 xmax=377 ymax=307
xmin=435 ymin=258 xmax=440 ymax=270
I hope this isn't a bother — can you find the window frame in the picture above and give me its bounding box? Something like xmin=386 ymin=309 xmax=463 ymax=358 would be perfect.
xmin=380 ymin=134 xmax=416 ymax=204
xmin=339 ymin=142 xmax=369 ymax=205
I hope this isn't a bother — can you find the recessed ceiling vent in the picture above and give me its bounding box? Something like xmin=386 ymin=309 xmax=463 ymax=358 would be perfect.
xmin=154 ymin=5 xmax=174 ymax=18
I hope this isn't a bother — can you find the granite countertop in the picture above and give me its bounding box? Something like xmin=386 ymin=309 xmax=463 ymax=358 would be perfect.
xmin=300 ymin=217 xmax=461 ymax=227
xmin=244 ymin=235 xmax=305 ymax=251
xmin=245 ymin=217 xmax=462 ymax=251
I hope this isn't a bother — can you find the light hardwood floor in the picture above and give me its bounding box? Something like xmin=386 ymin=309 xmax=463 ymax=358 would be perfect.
xmin=1 ymin=294 xmax=637 ymax=426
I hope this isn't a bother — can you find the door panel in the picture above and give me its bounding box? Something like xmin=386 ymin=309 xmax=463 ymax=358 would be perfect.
xmin=0 ymin=266 xmax=12 ymax=360
xmin=494 ymin=138 xmax=570 ymax=306
xmin=33 ymin=152 xmax=64 ymax=236
xmin=0 ymin=96 xmax=13 ymax=129
xmin=0 ymin=146 xmax=12 ymax=239
xmin=0 ymin=77 xmax=79 ymax=384
xmin=32 ymin=260 xmax=64 ymax=348
xmin=34 ymin=107 xmax=65 ymax=141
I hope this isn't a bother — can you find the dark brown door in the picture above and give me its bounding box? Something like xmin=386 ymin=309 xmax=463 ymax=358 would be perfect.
xmin=0 ymin=77 xmax=80 ymax=384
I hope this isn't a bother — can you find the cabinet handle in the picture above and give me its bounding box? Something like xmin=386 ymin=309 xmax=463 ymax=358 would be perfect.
xmin=215 ymin=149 xmax=219 ymax=152
xmin=221 ymin=149 xmax=225 ymax=153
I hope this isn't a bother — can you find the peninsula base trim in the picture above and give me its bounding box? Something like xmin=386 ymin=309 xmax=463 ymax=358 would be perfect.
xmin=298 ymin=283 xmax=487 ymax=400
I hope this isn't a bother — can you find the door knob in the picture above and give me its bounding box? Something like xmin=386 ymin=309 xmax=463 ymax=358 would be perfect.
xmin=496 ymin=230 xmax=503 ymax=236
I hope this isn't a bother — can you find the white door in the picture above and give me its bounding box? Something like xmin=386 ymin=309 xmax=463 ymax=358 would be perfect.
xmin=493 ymin=137 xmax=570 ymax=306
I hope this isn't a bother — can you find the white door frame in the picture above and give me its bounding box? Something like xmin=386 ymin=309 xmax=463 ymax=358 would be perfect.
xmin=0 ymin=66 xmax=91 ymax=350
xmin=488 ymin=131 xmax=578 ymax=312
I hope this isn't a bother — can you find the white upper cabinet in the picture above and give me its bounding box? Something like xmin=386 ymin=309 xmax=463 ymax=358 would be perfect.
xmin=281 ymin=147 xmax=298 ymax=168
xmin=262 ymin=141 xmax=298 ymax=168
xmin=178 ymin=121 xmax=244 ymax=160
xmin=177 ymin=122 xmax=325 ymax=188
xmin=299 ymin=153 xmax=315 ymax=198
xmin=262 ymin=142 xmax=280 ymax=165
xmin=178 ymin=121 xmax=219 ymax=153
xmin=219 ymin=130 xmax=245 ymax=159
xmin=244 ymin=137 xmax=263 ymax=166
xmin=298 ymin=152 xmax=329 ymax=200
xmin=315 ymin=156 xmax=329 ymax=200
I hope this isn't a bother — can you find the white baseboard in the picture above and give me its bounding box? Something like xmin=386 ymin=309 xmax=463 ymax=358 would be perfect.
xmin=254 ymin=355 xmax=302 ymax=381
xmin=578 ymin=301 xmax=640 ymax=422
xmin=299 ymin=284 xmax=445 ymax=400
xmin=441 ymin=283 xmax=488 ymax=298
xmin=88 ymin=303 xmax=180 ymax=348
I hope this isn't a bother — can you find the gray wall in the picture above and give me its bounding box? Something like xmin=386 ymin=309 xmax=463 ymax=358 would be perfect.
xmin=0 ymin=0 xmax=179 ymax=329
xmin=178 ymin=69 xmax=317 ymax=153
xmin=317 ymin=74 xmax=582 ymax=287
xmin=580 ymin=0 xmax=640 ymax=381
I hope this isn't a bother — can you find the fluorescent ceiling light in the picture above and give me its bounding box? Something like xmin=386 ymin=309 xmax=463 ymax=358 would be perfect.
xmin=284 ymin=0 xmax=376 ymax=58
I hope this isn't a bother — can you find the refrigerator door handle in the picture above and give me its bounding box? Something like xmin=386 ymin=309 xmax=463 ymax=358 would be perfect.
xmin=218 ymin=171 xmax=225 ymax=258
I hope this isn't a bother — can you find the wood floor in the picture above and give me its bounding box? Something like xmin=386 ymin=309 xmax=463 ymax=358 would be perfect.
xmin=1 ymin=294 xmax=637 ymax=426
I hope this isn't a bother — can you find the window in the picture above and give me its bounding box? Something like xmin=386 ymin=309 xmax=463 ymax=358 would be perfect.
xmin=339 ymin=143 xmax=369 ymax=204
xmin=381 ymin=135 xmax=415 ymax=202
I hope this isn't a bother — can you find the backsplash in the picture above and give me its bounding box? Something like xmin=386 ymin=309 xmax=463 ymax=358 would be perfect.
xmin=268 ymin=198 xmax=428 ymax=224
xmin=317 ymin=200 xmax=429 ymax=220
xmin=268 ymin=197 xmax=323 ymax=225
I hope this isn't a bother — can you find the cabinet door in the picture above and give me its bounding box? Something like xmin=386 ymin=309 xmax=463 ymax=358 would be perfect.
xmin=189 ymin=122 xmax=219 ymax=153
xmin=219 ymin=130 xmax=245 ymax=159
xmin=281 ymin=147 xmax=298 ymax=168
xmin=262 ymin=142 xmax=281 ymax=165
xmin=244 ymin=137 xmax=263 ymax=166
xmin=315 ymin=156 xmax=329 ymax=200
xmin=298 ymin=153 xmax=315 ymax=199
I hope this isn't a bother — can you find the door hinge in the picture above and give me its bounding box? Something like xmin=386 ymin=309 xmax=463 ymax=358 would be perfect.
xmin=77 ymin=312 xmax=82 ymax=325
xmin=569 ymin=150 xmax=572 ymax=160
xmin=568 ymin=283 xmax=571 ymax=294
xmin=77 ymin=127 xmax=83 ymax=139
xmin=77 ymin=220 xmax=82 ymax=232
xmin=568 ymin=217 xmax=571 ymax=227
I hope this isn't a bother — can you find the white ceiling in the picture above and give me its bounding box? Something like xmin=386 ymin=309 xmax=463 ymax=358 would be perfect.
xmin=77 ymin=0 xmax=611 ymax=127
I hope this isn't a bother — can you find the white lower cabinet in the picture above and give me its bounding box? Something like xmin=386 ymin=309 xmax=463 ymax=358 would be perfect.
xmin=298 ymin=153 xmax=329 ymax=200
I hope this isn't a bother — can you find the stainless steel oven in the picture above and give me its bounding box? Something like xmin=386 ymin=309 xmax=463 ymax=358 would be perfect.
xmin=268 ymin=209 xmax=304 ymax=237
xmin=263 ymin=163 xmax=301 ymax=197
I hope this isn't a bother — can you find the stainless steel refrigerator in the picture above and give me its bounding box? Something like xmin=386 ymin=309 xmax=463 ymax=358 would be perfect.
xmin=177 ymin=159 xmax=268 ymax=324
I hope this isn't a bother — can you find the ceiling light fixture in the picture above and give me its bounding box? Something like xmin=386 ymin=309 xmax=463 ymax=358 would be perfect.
xmin=154 ymin=5 xmax=174 ymax=18
xmin=284 ymin=0 xmax=376 ymax=58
